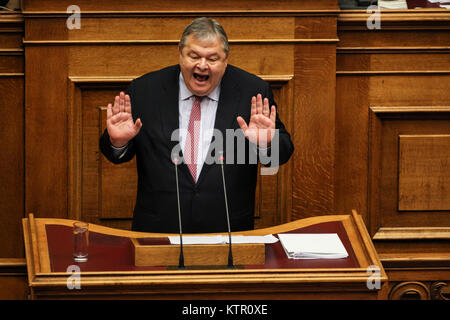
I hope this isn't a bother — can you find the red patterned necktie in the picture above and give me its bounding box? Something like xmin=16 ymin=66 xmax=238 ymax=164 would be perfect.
xmin=184 ymin=96 xmax=202 ymax=182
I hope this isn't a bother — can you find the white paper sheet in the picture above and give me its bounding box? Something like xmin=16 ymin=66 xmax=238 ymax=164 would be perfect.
xmin=168 ymin=234 xmax=279 ymax=245
xmin=378 ymin=0 xmax=408 ymax=9
xmin=277 ymin=233 xmax=349 ymax=259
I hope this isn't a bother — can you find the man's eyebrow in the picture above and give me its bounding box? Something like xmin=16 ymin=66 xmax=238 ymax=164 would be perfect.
xmin=188 ymin=49 xmax=220 ymax=57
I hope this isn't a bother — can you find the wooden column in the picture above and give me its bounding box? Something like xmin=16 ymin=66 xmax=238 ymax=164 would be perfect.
xmin=0 ymin=12 xmax=24 ymax=258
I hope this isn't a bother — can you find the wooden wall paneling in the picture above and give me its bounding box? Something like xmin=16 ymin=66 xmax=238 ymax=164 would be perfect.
xmin=0 ymin=258 xmax=28 ymax=299
xmin=337 ymin=10 xmax=450 ymax=233
xmin=369 ymin=107 xmax=450 ymax=239
xmin=0 ymin=13 xmax=24 ymax=258
xmin=368 ymin=75 xmax=450 ymax=106
xmin=68 ymin=77 xmax=134 ymax=230
xmin=291 ymin=15 xmax=337 ymax=220
xmin=22 ymin=0 xmax=338 ymax=12
xmin=337 ymin=12 xmax=450 ymax=299
xmin=64 ymin=44 xmax=293 ymax=78
xmin=0 ymin=32 xmax=23 ymax=48
xmin=24 ymin=45 xmax=69 ymax=219
xmin=367 ymin=102 xmax=383 ymax=238
xmin=67 ymin=78 xmax=82 ymax=221
xmin=338 ymin=29 xmax=450 ymax=48
xmin=253 ymin=76 xmax=294 ymax=229
xmin=0 ymin=14 xmax=27 ymax=299
xmin=335 ymin=74 xmax=370 ymax=224
xmin=337 ymin=51 xmax=450 ymax=72
xmin=24 ymin=18 xmax=69 ymax=41
xmin=95 ymin=88 xmax=135 ymax=229
xmin=98 ymin=104 xmax=136 ymax=222
xmin=338 ymin=11 xmax=450 ymax=49
xmin=0 ymin=75 xmax=24 ymax=258
xmin=25 ymin=16 xmax=297 ymax=41
xmin=275 ymin=76 xmax=294 ymax=225
xmin=380 ymin=119 xmax=450 ymax=227
xmin=336 ymin=73 xmax=450 ymax=234
xmin=0 ymin=50 xmax=23 ymax=73
xmin=368 ymin=81 xmax=450 ymax=241
xmin=24 ymin=10 xmax=70 ymax=222
xmin=398 ymin=134 xmax=450 ymax=211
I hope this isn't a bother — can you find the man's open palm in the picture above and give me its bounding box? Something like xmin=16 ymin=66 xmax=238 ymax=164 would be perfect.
xmin=237 ymin=93 xmax=276 ymax=148
xmin=106 ymin=91 xmax=142 ymax=148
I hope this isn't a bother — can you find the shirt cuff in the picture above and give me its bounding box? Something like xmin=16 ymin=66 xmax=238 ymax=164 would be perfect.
xmin=111 ymin=143 xmax=128 ymax=159
xmin=250 ymin=142 xmax=271 ymax=156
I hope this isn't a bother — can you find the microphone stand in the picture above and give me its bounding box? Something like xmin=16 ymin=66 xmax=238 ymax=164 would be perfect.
xmin=172 ymin=154 xmax=185 ymax=269
xmin=218 ymin=151 xmax=234 ymax=268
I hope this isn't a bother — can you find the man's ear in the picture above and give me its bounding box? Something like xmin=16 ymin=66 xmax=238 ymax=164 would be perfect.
xmin=178 ymin=50 xmax=184 ymax=65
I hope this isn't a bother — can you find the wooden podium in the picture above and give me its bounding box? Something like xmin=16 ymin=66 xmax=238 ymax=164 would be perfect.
xmin=22 ymin=211 xmax=387 ymax=299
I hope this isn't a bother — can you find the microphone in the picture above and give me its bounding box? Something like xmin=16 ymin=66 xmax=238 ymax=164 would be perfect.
xmin=171 ymin=153 xmax=185 ymax=269
xmin=218 ymin=151 xmax=234 ymax=268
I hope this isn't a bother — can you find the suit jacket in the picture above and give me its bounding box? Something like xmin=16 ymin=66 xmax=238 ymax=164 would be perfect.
xmin=100 ymin=64 xmax=294 ymax=233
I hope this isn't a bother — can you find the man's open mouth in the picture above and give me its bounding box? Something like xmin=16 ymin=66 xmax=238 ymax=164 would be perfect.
xmin=194 ymin=73 xmax=209 ymax=81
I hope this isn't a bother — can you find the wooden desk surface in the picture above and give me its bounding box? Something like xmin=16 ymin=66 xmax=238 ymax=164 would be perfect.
xmin=23 ymin=211 xmax=387 ymax=299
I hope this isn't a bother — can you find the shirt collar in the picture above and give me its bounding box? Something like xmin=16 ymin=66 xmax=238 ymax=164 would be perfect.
xmin=179 ymin=72 xmax=221 ymax=102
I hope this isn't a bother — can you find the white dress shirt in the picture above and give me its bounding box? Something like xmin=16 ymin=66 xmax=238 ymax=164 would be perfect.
xmin=178 ymin=73 xmax=220 ymax=181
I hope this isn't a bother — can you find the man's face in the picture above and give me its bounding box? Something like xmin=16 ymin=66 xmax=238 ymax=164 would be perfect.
xmin=179 ymin=34 xmax=228 ymax=97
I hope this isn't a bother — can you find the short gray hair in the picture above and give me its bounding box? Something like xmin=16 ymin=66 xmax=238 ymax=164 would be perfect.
xmin=179 ymin=17 xmax=229 ymax=57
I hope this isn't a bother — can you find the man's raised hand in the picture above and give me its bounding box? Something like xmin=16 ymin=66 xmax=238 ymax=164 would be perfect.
xmin=106 ymin=91 xmax=142 ymax=148
xmin=236 ymin=93 xmax=276 ymax=148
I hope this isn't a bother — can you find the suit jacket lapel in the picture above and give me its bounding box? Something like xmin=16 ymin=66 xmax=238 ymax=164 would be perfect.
xmin=197 ymin=66 xmax=241 ymax=185
xmin=160 ymin=65 xmax=181 ymax=150
xmin=159 ymin=65 xmax=196 ymax=184
xmin=213 ymin=67 xmax=240 ymax=140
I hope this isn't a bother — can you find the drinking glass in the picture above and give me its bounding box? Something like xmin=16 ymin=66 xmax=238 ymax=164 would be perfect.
xmin=73 ymin=222 xmax=89 ymax=262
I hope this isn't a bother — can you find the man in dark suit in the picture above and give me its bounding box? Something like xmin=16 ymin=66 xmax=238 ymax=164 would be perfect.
xmin=100 ymin=17 xmax=294 ymax=233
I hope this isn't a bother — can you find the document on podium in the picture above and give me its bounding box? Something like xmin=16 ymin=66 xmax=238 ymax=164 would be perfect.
xmin=278 ymin=233 xmax=349 ymax=259
xmin=168 ymin=234 xmax=279 ymax=245
xmin=377 ymin=0 xmax=407 ymax=9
